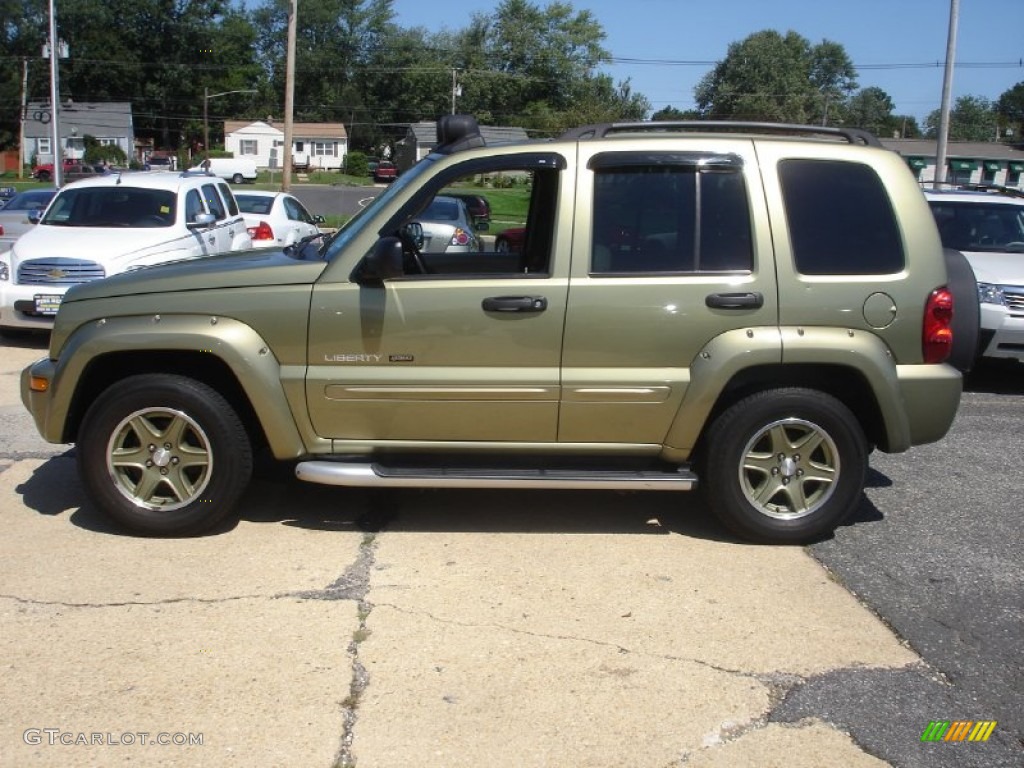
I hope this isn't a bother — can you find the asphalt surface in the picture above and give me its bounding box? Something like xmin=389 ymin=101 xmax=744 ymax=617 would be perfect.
xmin=776 ymin=360 xmax=1024 ymax=768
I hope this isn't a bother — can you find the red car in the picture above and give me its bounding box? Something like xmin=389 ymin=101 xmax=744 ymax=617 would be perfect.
xmin=373 ymin=161 xmax=398 ymax=183
xmin=495 ymin=226 xmax=525 ymax=253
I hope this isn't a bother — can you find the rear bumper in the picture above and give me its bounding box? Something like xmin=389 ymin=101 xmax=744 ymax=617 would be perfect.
xmin=894 ymin=363 xmax=962 ymax=449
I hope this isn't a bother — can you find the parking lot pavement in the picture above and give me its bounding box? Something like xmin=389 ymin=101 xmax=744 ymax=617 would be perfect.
xmin=2 ymin=338 xmax=916 ymax=766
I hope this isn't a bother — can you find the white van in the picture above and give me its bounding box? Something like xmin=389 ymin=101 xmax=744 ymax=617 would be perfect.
xmin=192 ymin=157 xmax=259 ymax=184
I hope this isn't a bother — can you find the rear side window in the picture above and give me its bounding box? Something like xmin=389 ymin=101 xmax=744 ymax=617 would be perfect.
xmin=590 ymin=164 xmax=753 ymax=274
xmin=217 ymin=182 xmax=239 ymax=216
xmin=779 ymin=159 xmax=904 ymax=275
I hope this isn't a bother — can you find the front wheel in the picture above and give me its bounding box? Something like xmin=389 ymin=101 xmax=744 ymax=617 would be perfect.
xmin=77 ymin=375 xmax=253 ymax=536
xmin=701 ymin=388 xmax=867 ymax=544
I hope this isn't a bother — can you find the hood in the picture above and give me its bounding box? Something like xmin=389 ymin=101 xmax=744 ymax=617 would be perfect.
xmin=961 ymin=250 xmax=1024 ymax=287
xmin=13 ymin=223 xmax=192 ymax=263
xmin=63 ymin=247 xmax=327 ymax=304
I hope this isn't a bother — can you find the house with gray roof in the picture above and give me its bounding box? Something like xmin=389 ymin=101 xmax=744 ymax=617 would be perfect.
xmin=880 ymin=138 xmax=1024 ymax=189
xmin=394 ymin=121 xmax=530 ymax=172
xmin=22 ymin=100 xmax=134 ymax=166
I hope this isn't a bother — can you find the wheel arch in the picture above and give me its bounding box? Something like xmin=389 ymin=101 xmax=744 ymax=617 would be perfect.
xmin=46 ymin=316 xmax=310 ymax=458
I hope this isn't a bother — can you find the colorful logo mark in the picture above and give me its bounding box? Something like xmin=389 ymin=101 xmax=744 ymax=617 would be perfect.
xmin=921 ymin=721 xmax=997 ymax=742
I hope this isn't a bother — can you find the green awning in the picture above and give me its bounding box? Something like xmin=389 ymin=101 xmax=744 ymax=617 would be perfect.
xmin=906 ymin=156 xmax=928 ymax=169
xmin=983 ymin=160 xmax=1001 ymax=172
xmin=948 ymin=159 xmax=978 ymax=171
xmin=1009 ymin=161 xmax=1024 ymax=173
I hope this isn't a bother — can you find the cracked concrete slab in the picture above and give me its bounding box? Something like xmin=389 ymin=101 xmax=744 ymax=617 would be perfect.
xmin=684 ymin=721 xmax=891 ymax=767
xmin=350 ymin=489 xmax=917 ymax=767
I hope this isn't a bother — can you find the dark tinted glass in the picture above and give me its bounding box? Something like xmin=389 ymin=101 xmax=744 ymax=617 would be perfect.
xmin=779 ymin=159 xmax=904 ymax=275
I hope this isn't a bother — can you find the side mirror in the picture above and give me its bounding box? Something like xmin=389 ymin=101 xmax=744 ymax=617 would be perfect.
xmin=187 ymin=212 xmax=217 ymax=229
xmin=402 ymin=221 xmax=424 ymax=251
xmin=314 ymin=214 xmax=326 ymax=224
xmin=475 ymin=220 xmax=489 ymax=232
xmin=357 ymin=236 xmax=405 ymax=283
xmin=27 ymin=210 xmax=42 ymax=224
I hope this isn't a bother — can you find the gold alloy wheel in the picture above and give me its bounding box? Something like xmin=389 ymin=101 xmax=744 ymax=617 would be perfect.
xmin=105 ymin=407 xmax=214 ymax=511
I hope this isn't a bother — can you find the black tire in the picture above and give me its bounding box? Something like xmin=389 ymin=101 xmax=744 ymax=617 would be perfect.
xmin=35 ymin=170 xmax=51 ymax=182
xmin=231 ymin=173 xmax=244 ymax=184
xmin=495 ymin=237 xmax=510 ymax=253
xmin=701 ymin=388 xmax=867 ymax=544
xmin=942 ymin=247 xmax=981 ymax=374
xmin=77 ymin=374 xmax=253 ymax=536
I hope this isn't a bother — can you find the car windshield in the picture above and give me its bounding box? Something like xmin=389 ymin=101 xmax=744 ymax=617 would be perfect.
xmin=322 ymin=155 xmax=438 ymax=261
xmin=2 ymin=190 xmax=56 ymax=212
xmin=41 ymin=187 xmax=177 ymax=228
xmin=930 ymin=201 xmax=1024 ymax=253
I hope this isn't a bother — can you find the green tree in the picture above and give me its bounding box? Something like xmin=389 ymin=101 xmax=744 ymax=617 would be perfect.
xmin=695 ymin=30 xmax=856 ymax=124
xmin=844 ymin=86 xmax=895 ymax=136
xmin=925 ymin=95 xmax=997 ymax=141
xmin=995 ymin=81 xmax=1023 ymax=141
xmin=652 ymin=106 xmax=700 ymax=121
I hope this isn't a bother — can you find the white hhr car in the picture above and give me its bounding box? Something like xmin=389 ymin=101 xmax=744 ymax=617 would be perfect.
xmin=0 ymin=171 xmax=252 ymax=333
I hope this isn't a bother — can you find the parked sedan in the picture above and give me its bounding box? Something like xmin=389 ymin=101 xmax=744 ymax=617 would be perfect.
xmin=0 ymin=189 xmax=57 ymax=249
xmin=413 ymin=195 xmax=480 ymax=253
xmin=235 ymin=191 xmax=324 ymax=249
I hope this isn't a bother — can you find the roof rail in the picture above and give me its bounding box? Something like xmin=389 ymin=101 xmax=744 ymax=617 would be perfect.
xmin=920 ymin=181 xmax=1024 ymax=198
xmin=560 ymin=120 xmax=882 ymax=147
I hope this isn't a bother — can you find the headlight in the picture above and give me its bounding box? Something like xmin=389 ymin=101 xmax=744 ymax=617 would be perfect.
xmin=976 ymin=282 xmax=1005 ymax=306
xmin=0 ymin=255 xmax=9 ymax=282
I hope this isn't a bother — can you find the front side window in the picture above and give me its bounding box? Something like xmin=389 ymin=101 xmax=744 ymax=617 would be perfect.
xmin=779 ymin=159 xmax=904 ymax=275
xmin=590 ymin=163 xmax=753 ymax=274
xmin=284 ymin=196 xmax=314 ymax=224
xmin=202 ymin=183 xmax=226 ymax=220
xmin=217 ymin=182 xmax=239 ymax=216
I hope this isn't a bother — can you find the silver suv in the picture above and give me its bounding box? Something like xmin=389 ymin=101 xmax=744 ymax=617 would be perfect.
xmin=924 ymin=185 xmax=1024 ymax=363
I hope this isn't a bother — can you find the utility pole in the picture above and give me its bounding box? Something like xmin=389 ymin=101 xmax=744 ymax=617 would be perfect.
xmin=282 ymin=0 xmax=297 ymax=191
xmin=451 ymin=69 xmax=461 ymax=115
xmin=47 ymin=0 xmax=62 ymax=187
xmin=19 ymin=58 xmax=28 ymax=179
xmin=934 ymin=0 xmax=960 ymax=188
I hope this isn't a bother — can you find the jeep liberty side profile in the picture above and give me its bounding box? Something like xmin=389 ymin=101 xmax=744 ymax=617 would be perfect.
xmin=21 ymin=116 xmax=965 ymax=543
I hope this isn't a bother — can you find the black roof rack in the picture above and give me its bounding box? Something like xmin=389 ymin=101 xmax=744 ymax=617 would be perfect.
xmin=920 ymin=181 xmax=1024 ymax=198
xmin=559 ymin=120 xmax=882 ymax=147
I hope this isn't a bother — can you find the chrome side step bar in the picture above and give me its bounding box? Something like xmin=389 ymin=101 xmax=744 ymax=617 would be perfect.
xmin=295 ymin=462 xmax=697 ymax=491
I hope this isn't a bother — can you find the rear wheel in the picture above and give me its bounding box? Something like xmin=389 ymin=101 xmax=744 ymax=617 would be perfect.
xmin=77 ymin=375 xmax=252 ymax=536
xmin=702 ymin=388 xmax=867 ymax=544
xmin=231 ymin=173 xmax=244 ymax=184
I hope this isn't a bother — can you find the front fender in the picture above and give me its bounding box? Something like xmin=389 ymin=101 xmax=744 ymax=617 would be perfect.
xmin=23 ymin=314 xmax=309 ymax=458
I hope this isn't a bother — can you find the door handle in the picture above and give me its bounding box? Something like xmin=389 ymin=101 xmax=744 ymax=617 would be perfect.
xmin=482 ymin=296 xmax=548 ymax=312
xmin=705 ymin=292 xmax=763 ymax=309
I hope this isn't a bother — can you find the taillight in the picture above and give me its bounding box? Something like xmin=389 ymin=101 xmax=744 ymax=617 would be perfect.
xmin=0 ymin=224 xmax=4 ymax=235
xmin=449 ymin=227 xmax=470 ymax=246
xmin=923 ymin=287 xmax=954 ymax=364
xmin=247 ymin=221 xmax=274 ymax=241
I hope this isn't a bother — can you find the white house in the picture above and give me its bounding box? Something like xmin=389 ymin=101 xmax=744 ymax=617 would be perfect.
xmin=23 ymin=100 xmax=135 ymax=165
xmin=224 ymin=120 xmax=348 ymax=170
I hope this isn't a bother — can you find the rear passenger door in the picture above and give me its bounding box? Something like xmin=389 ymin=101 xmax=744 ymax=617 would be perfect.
xmin=559 ymin=142 xmax=780 ymax=445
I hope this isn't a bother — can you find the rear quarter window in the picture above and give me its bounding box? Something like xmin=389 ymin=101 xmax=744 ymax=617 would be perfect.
xmin=779 ymin=159 xmax=904 ymax=275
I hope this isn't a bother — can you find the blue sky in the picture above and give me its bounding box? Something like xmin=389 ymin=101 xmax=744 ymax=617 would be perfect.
xmin=388 ymin=0 xmax=1023 ymax=123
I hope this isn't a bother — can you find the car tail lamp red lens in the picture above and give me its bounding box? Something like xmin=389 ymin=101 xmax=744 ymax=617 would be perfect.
xmin=449 ymin=227 xmax=470 ymax=246
xmin=923 ymin=287 xmax=954 ymax=364
xmin=248 ymin=221 xmax=274 ymax=241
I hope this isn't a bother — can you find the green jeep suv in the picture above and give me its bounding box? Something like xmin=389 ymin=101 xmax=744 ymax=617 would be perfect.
xmin=21 ymin=116 xmax=965 ymax=543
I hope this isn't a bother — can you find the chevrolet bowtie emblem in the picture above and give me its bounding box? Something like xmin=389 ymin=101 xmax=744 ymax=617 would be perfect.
xmin=47 ymin=268 xmax=68 ymax=279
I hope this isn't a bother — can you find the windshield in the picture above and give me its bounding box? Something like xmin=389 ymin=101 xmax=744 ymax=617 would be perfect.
xmin=321 ymin=156 xmax=439 ymax=261
xmin=930 ymin=201 xmax=1024 ymax=253
xmin=2 ymin=190 xmax=56 ymax=212
xmin=41 ymin=187 xmax=177 ymax=228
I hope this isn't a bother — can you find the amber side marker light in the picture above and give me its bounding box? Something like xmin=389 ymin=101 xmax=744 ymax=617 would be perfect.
xmin=29 ymin=376 xmax=50 ymax=393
